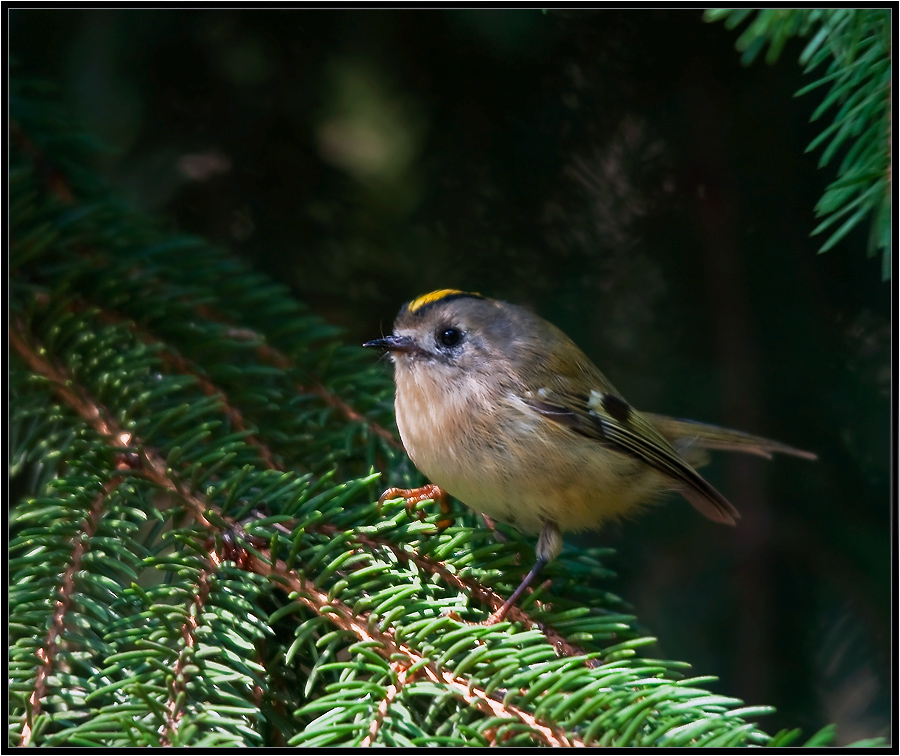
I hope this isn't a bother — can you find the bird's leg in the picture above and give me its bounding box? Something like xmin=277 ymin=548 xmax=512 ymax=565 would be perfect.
xmin=379 ymin=483 xmax=453 ymax=530
xmin=488 ymin=521 xmax=561 ymax=624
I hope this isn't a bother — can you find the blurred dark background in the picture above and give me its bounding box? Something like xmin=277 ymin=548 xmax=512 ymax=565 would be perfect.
xmin=10 ymin=8 xmax=891 ymax=743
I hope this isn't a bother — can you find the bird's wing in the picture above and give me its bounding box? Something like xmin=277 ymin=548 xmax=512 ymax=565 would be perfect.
xmin=522 ymin=389 xmax=741 ymax=526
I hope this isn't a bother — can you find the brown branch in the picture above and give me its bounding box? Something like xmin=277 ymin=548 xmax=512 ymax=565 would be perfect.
xmin=11 ymin=318 xmax=220 ymax=746
xmin=359 ymin=663 xmax=409 ymax=747
xmin=244 ymin=550 xmax=582 ymax=748
xmin=29 ymin=292 xmax=280 ymax=470
xmin=19 ymin=475 xmax=124 ymax=747
xmin=158 ymin=349 xmax=279 ymax=470
xmin=9 ymin=319 xmax=266 ymax=745
xmin=312 ymin=523 xmax=598 ymax=666
xmin=417 ymin=665 xmax=578 ymax=747
xmin=305 ymin=382 xmax=401 ymax=450
xmin=215 ymin=322 xmax=401 ymax=452
xmin=10 ymin=323 xmax=116 ymax=438
xmin=9 ymin=318 xmax=212 ymax=528
xmin=207 ymin=308 xmax=402 ymax=450
xmin=160 ymin=558 xmax=218 ymax=747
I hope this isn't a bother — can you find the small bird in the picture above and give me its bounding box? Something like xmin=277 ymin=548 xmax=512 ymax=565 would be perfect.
xmin=364 ymin=289 xmax=816 ymax=622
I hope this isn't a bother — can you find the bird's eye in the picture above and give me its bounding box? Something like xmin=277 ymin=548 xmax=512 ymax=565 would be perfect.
xmin=438 ymin=327 xmax=462 ymax=348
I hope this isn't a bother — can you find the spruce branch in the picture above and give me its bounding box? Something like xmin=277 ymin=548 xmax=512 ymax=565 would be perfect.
xmin=19 ymin=475 xmax=124 ymax=747
xmin=705 ymin=8 xmax=891 ymax=279
xmin=239 ymin=547 xmax=578 ymax=747
xmin=10 ymin=75 xmax=879 ymax=747
xmin=11 ymin=312 xmax=592 ymax=666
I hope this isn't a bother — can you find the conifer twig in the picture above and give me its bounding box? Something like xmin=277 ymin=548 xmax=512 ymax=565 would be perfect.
xmin=161 ymin=561 xmax=218 ymax=747
xmin=242 ymin=549 xmax=581 ymax=747
xmin=9 ymin=319 xmax=213 ymax=528
xmin=20 ymin=476 xmax=126 ymax=747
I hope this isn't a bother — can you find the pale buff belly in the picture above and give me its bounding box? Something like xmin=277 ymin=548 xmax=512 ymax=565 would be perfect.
xmin=394 ymin=380 xmax=671 ymax=535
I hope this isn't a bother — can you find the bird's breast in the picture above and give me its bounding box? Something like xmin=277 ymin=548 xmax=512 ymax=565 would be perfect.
xmin=392 ymin=364 xmax=669 ymax=535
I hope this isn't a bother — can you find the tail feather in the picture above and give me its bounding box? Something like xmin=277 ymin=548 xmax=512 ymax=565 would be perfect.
xmin=645 ymin=414 xmax=818 ymax=462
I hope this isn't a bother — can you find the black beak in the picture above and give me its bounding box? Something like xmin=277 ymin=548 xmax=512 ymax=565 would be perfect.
xmin=363 ymin=334 xmax=416 ymax=353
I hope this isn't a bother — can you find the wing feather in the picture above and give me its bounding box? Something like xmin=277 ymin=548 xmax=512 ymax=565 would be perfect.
xmin=523 ymin=393 xmax=740 ymax=526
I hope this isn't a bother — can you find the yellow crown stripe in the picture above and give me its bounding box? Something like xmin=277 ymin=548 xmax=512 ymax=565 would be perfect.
xmin=406 ymin=289 xmax=481 ymax=313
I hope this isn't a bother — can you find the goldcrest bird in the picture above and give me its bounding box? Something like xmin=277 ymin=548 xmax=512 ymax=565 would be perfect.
xmin=364 ymin=289 xmax=816 ymax=622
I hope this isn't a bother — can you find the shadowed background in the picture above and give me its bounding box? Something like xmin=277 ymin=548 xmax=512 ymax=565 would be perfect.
xmin=10 ymin=8 xmax=891 ymax=743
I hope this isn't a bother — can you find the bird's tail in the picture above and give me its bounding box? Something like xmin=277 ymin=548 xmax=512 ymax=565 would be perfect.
xmin=645 ymin=414 xmax=818 ymax=464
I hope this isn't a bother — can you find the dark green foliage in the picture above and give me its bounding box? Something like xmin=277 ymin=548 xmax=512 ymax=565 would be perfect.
xmin=8 ymin=78 xmax=880 ymax=747
xmin=705 ymin=9 xmax=892 ymax=279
